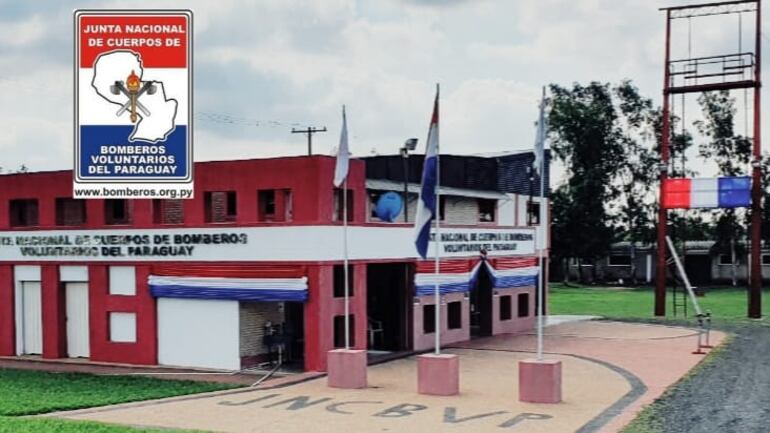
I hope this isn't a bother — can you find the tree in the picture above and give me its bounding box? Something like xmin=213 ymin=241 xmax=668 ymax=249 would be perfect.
xmin=548 ymin=82 xmax=633 ymax=283
xmin=695 ymin=90 xmax=753 ymax=286
xmin=760 ymin=155 xmax=770 ymax=248
xmin=613 ymin=81 xmax=658 ymax=284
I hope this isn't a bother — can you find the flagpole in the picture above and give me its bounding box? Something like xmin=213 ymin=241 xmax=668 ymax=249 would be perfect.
xmin=434 ymin=83 xmax=441 ymax=356
xmin=536 ymin=88 xmax=546 ymax=361
xmin=343 ymin=176 xmax=350 ymax=350
xmin=536 ymin=172 xmax=545 ymax=360
xmin=340 ymin=104 xmax=350 ymax=351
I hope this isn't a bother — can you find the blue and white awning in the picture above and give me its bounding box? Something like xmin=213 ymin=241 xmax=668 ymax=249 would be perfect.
xmin=149 ymin=275 xmax=308 ymax=302
xmin=413 ymin=257 xmax=539 ymax=296
xmin=414 ymin=262 xmax=482 ymax=296
xmin=484 ymin=262 xmax=538 ymax=289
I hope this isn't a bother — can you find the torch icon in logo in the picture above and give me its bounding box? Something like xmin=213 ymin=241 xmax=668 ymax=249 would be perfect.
xmin=110 ymin=70 xmax=157 ymax=123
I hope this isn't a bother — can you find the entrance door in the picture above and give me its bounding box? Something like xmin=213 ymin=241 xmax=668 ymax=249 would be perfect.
xmin=19 ymin=282 xmax=43 ymax=355
xmin=470 ymin=266 xmax=493 ymax=337
xmin=66 ymin=283 xmax=90 ymax=358
xmin=366 ymin=263 xmax=410 ymax=352
xmin=283 ymin=302 xmax=305 ymax=367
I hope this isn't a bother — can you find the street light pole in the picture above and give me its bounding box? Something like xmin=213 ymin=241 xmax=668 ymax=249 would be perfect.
xmin=400 ymin=138 xmax=418 ymax=223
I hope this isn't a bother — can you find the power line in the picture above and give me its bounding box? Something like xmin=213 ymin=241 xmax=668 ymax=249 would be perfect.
xmin=195 ymin=111 xmax=308 ymax=129
xmin=291 ymin=126 xmax=327 ymax=155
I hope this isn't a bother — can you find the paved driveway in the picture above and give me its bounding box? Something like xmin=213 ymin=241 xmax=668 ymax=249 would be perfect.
xmin=53 ymin=320 xmax=723 ymax=433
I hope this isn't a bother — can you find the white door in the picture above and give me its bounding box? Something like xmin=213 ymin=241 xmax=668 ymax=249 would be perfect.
xmin=157 ymin=298 xmax=240 ymax=370
xmin=20 ymin=282 xmax=43 ymax=355
xmin=66 ymin=283 xmax=90 ymax=358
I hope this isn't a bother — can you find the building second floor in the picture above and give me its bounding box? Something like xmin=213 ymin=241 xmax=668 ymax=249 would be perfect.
xmin=0 ymin=153 xmax=550 ymax=238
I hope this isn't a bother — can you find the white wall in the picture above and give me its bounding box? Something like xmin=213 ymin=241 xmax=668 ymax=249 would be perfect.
xmin=60 ymin=266 xmax=88 ymax=282
xmin=497 ymin=194 xmax=516 ymax=226
xmin=109 ymin=266 xmax=136 ymax=296
xmin=157 ymin=298 xmax=240 ymax=371
xmin=0 ymin=225 xmax=536 ymax=261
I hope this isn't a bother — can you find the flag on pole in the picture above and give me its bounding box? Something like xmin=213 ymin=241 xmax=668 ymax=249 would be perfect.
xmin=533 ymin=87 xmax=547 ymax=176
xmin=414 ymin=88 xmax=440 ymax=259
xmin=333 ymin=105 xmax=349 ymax=187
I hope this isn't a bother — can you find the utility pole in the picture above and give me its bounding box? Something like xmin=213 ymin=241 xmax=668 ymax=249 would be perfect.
xmin=292 ymin=126 xmax=327 ymax=155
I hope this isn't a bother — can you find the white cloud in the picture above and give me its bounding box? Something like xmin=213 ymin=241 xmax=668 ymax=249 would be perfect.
xmin=0 ymin=14 xmax=45 ymax=48
xmin=443 ymin=79 xmax=540 ymax=153
xmin=0 ymin=0 xmax=766 ymax=182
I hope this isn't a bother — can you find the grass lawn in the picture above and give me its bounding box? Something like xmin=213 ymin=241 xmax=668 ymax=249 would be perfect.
xmin=549 ymin=283 xmax=770 ymax=323
xmin=0 ymin=417 xmax=207 ymax=433
xmin=0 ymin=368 xmax=239 ymax=433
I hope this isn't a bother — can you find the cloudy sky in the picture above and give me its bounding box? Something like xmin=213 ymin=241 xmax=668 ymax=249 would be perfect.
xmin=0 ymin=0 xmax=764 ymax=181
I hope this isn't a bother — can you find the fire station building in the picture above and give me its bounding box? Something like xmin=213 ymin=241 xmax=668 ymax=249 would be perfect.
xmin=0 ymin=153 xmax=549 ymax=372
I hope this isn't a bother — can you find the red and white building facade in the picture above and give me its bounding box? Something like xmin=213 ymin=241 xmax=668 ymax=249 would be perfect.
xmin=0 ymin=154 xmax=549 ymax=372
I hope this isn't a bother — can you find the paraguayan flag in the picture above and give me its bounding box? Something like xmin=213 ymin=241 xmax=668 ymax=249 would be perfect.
xmin=414 ymin=87 xmax=440 ymax=259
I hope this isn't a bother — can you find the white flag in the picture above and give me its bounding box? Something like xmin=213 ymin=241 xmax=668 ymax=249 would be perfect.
xmin=533 ymin=87 xmax=547 ymax=176
xmin=333 ymin=105 xmax=349 ymax=187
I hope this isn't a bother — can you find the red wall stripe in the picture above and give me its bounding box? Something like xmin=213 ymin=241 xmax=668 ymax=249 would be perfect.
xmin=491 ymin=257 xmax=537 ymax=269
xmin=0 ymin=265 xmax=14 ymax=356
xmin=41 ymin=265 xmax=66 ymax=359
xmin=151 ymin=264 xmax=307 ymax=278
xmin=415 ymin=259 xmax=475 ymax=274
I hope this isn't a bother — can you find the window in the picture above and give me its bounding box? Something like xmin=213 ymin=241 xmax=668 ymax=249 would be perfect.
xmin=283 ymin=189 xmax=293 ymax=221
xmin=333 ymin=315 xmax=355 ymax=348
xmin=9 ymin=199 xmax=39 ymax=227
xmin=763 ymin=255 xmax=770 ymax=265
xmin=368 ymin=192 xmax=383 ymax=221
xmin=478 ymin=199 xmax=496 ymax=223
xmin=439 ymin=196 xmax=446 ymax=221
xmin=500 ymin=295 xmax=512 ymax=321
xmin=55 ymin=198 xmax=86 ymax=226
xmin=527 ymin=201 xmax=540 ymax=226
xmin=518 ymin=293 xmax=530 ymax=317
xmin=153 ymin=199 xmax=184 ymax=224
xmin=333 ymin=188 xmax=354 ymax=222
xmin=109 ymin=312 xmax=137 ymax=343
xmin=608 ymin=255 xmax=632 ymax=266
xmin=204 ymin=191 xmax=237 ymax=223
xmin=257 ymin=189 xmax=292 ymax=222
xmin=105 ymin=199 xmax=131 ymax=225
xmin=109 ymin=266 xmax=136 ymax=296
xmin=258 ymin=190 xmax=276 ymax=220
xmin=719 ymin=254 xmax=734 ymax=265
xmin=226 ymin=191 xmax=237 ymax=219
xmin=423 ymin=304 xmax=436 ymax=334
xmin=448 ymin=301 xmax=462 ymax=329
xmin=333 ymin=264 xmax=354 ymax=298
xmin=368 ymin=191 xmax=417 ymax=222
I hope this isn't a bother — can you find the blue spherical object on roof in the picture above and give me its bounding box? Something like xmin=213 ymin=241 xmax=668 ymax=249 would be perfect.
xmin=375 ymin=192 xmax=403 ymax=222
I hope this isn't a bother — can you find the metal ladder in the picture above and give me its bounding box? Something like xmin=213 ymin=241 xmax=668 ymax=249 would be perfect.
xmin=669 ymin=261 xmax=688 ymax=318
xmin=665 ymin=236 xmax=713 ymax=354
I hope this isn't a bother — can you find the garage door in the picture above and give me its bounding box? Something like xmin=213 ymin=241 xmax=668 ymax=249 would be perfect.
xmin=157 ymin=298 xmax=240 ymax=371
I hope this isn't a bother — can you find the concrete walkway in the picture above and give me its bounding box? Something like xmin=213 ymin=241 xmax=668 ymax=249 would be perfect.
xmin=0 ymin=356 xmax=318 ymax=387
xmin=51 ymin=320 xmax=724 ymax=433
xmin=453 ymin=320 xmax=724 ymax=432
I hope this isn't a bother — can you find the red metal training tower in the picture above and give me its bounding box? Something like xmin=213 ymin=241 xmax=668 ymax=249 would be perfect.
xmin=657 ymin=0 xmax=762 ymax=318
